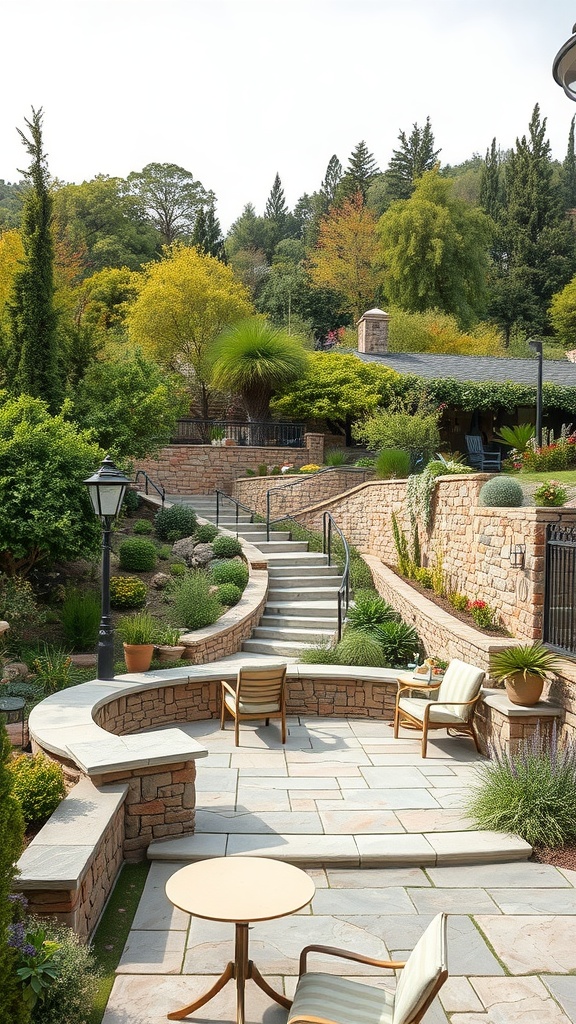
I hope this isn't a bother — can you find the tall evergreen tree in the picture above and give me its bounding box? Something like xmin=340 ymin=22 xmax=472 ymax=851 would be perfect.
xmin=479 ymin=138 xmax=503 ymax=221
xmin=488 ymin=105 xmax=576 ymax=340
xmin=264 ymin=172 xmax=289 ymax=224
xmin=320 ymin=155 xmax=343 ymax=205
xmin=384 ymin=117 xmax=441 ymax=202
xmin=191 ymin=204 xmax=227 ymax=262
xmin=561 ymin=116 xmax=576 ymax=210
xmin=338 ymin=141 xmax=380 ymax=202
xmin=7 ymin=107 xmax=61 ymax=412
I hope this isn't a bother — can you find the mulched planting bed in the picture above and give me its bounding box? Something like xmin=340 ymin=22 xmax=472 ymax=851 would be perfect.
xmin=385 ymin=566 xmax=512 ymax=638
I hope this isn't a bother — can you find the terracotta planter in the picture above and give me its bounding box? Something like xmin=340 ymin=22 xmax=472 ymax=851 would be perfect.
xmin=504 ymin=671 xmax=545 ymax=706
xmin=224 ymin=438 xmax=236 ymax=446
xmin=123 ymin=643 xmax=154 ymax=673
xmin=154 ymin=644 xmax=186 ymax=665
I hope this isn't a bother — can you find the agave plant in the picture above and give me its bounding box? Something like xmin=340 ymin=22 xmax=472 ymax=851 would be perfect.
xmin=346 ymin=591 xmax=397 ymax=632
xmin=490 ymin=642 xmax=559 ymax=681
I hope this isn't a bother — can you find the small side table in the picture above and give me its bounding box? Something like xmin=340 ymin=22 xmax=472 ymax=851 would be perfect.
xmin=0 ymin=696 xmax=25 ymax=747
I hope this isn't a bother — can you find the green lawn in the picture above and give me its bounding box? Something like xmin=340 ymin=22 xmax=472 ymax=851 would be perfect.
xmin=513 ymin=470 xmax=576 ymax=486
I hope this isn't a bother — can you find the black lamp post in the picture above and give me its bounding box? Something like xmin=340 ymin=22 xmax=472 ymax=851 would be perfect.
xmin=553 ymin=24 xmax=576 ymax=101
xmin=528 ymin=338 xmax=543 ymax=448
xmin=84 ymin=455 xmax=131 ymax=680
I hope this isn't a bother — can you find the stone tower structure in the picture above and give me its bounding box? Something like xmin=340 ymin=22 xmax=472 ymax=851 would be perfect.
xmin=357 ymin=308 xmax=391 ymax=355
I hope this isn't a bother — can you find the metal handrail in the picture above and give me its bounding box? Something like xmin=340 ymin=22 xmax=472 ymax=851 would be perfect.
xmin=134 ymin=470 xmax=166 ymax=508
xmin=265 ymin=467 xmax=369 ymax=540
xmin=322 ymin=511 xmax=350 ymax=642
xmin=215 ymin=490 xmax=255 ymax=532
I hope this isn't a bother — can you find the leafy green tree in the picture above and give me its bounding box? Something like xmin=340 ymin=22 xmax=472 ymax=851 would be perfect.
xmin=0 ymin=392 xmax=102 ymax=575
xmin=126 ymin=244 xmax=253 ymax=417
xmin=191 ymin=205 xmax=226 ymax=262
xmin=384 ymin=117 xmax=441 ymax=203
xmin=0 ymin=179 xmax=23 ymax=230
xmin=549 ymin=274 xmax=576 ymax=346
xmin=7 ymin=108 xmax=61 ymax=412
xmin=0 ymin=719 xmax=27 ymax=1024
xmin=256 ymin=239 xmax=309 ymax=330
xmin=209 ymin=317 xmax=309 ymax=420
xmin=353 ymin=395 xmax=441 ymax=467
xmin=53 ymin=175 xmax=158 ymax=273
xmin=272 ymin=351 xmax=396 ymax=442
xmin=338 ymin=141 xmax=380 ymax=202
xmin=308 ymin=192 xmax=383 ymax=321
xmin=226 ymin=203 xmax=274 ymax=264
xmin=127 ymin=163 xmax=214 ymax=245
xmin=73 ymin=350 xmax=189 ymax=459
xmin=378 ymin=167 xmax=493 ymax=327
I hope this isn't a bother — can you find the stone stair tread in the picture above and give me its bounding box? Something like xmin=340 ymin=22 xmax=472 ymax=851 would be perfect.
xmin=242 ymin=639 xmax=319 ymax=655
xmin=252 ymin=626 xmax=335 ymax=641
xmin=261 ymin=615 xmax=339 ymax=628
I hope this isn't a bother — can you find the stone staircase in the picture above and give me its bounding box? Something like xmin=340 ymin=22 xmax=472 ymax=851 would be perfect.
xmin=167 ymin=494 xmax=342 ymax=657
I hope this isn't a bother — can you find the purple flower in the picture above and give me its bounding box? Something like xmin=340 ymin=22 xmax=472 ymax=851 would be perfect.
xmin=7 ymin=922 xmax=25 ymax=948
xmin=22 ymin=943 xmax=37 ymax=958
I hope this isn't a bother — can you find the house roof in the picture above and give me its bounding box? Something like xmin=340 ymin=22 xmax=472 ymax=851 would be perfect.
xmin=355 ymin=350 xmax=576 ymax=386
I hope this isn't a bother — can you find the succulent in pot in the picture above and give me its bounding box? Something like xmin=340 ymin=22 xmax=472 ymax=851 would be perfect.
xmin=116 ymin=611 xmax=161 ymax=672
xmin=490 ymin=642 xmax=560 ymax=706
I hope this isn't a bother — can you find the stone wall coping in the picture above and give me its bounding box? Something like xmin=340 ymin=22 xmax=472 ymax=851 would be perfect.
xmin=482 ymin=688 xmax=563 ymax=718
xmin=16 ymin=778 xmax=127 ymax=889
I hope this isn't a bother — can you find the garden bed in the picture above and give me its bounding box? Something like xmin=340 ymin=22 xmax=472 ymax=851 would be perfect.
xmin=384 ymin=565 xmax=513 ymax=638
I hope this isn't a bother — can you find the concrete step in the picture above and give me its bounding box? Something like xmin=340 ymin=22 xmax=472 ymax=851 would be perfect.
xmin=252 ymin=626 xmax=335 ymax=642
xmin=268 ymin=563 xmax=338 ymax=577
xmin=267 ymin=585 xmax=342 ymax=602
xmin=265 ymin=552 xmax=330 ymax=566
xmin=260 ymin=614 xmax=340 ymax=630
xmin=242 ymin=638 xmax=316 ymax=656
xmin=252 ymin=541 xmax=309 ymax=553
xmin=263 ymin=600 xmax=339 ymax=619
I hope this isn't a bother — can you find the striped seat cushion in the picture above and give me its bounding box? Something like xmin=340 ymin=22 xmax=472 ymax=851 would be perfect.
xmin=288 ymin=972 xmax=395 ymax=1024
xmin=398 ymin=696 xmax=469 ymax=726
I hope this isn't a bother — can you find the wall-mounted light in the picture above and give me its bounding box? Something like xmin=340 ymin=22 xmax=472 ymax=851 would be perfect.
xmin=510 ymin=544 xmax=526 ymax=569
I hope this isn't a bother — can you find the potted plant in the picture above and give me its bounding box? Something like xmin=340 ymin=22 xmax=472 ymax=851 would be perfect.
xmin=209 ymin=427 xmax=225 ymax=446
xmin=154 ymin=626 xmax=187 ymax=665
xmin=116 ymin=612 xmax=161 ymax=672
xmin=490 ymin=642 xmax=560 ymax=706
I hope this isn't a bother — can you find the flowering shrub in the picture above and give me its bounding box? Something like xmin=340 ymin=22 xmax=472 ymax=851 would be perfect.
xmin=467 ymin=599 xmax=498 ymax=629
xmin=298 ymin=464 xmax=321 ymax=473
xmin=521 ymin=427 xmax=576 ymax=472
xmin=449 ymin=592 xmax=469 ymax=612
xmin=109 ymin=575 xmax=147 ymax=609
xmin=533 ymin=480 xmax=569 ymax=507
xmin=280 ymin=463 xmax=294 ymax=474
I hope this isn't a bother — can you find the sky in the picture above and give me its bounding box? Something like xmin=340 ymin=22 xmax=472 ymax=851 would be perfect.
xmin=1 ymin=0 xmax=576 ymax=231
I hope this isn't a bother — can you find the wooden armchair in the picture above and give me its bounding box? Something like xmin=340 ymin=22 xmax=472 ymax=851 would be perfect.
xmin=288 ymin=913 xmax=448 ymax=1024
xmin=220 ymin=664 xmax=287 ymax=746
xmin=394 ymin=658 xmax=485 ymax=757
xmin=465 ymin=435 xmax=502 ymax=472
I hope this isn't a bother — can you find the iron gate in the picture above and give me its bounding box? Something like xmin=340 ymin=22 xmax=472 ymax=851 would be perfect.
xmin=544 ymin=522 xmax=576 ymax=655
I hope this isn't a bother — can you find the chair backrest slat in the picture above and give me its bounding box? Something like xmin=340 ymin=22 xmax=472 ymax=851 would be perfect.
xmin=237 ymin=666 xmax=286 ymax=706
xmin=437 ymin=660 xmax=485 ymax=720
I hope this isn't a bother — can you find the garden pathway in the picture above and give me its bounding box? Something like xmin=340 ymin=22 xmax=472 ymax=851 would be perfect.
xmin=101 ymin=715 xmax=576 ymax=1024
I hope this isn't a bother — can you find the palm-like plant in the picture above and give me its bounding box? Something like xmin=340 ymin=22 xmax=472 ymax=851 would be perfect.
xmin=209 ymin=318 xmax=309 ymax=421
xmin=494 ymin=423 xmax=535 ymax=454
xmin=490 ymin=642 xmax=559 ymax=681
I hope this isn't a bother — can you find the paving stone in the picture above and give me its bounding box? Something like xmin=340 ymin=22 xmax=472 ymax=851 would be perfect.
xmin=488 ymin=888 xmax=576 ymax=915
xmin=148 ymin=833 xmax=227 ymax=861
xmin=427 ymin=863 xmax=571 ymax=888
xmin=102 ymin=974 xmax=287 ymax=1023
xmin=427 ymin=830 xmax=531 ymax=864
xmin=407 ymin=886 xmax=500 ymax=915
xmin=366 ymin=915 xmax=504 ymax=976
xmin=117 ymin=929 xmax=186 ymax=974
xmin=131 ymin=862 xmax=189 ymax=931
xmin=356 ymin=833 xmax=436 ymax=866
xmin=235 ymin=786 xmax=290 ymax=811
xmin=194 ymin=768 xmax=238 ymax=793
xmin=316 ymin=788 xmax=440 ymax=810
xmin=311 ymin=886 xmax=416 ymax=916
xmin=318 ymin=810 xmax=403 ymax=834
xmin=226 ymin=833 xmax=359 ymax=865
xmin=326 ymin=867 xmax=431 ymax=888
xmin=543 ymin=976 xmax=576 ymax=1023
xmin=469 ymin=975 xmax=571 ymax=1024
xmin=440 ymin=976 xmax=484 ymax=1012
xmin=195 ymin=809 xmax=323 ymax=834
xmin=360 ymin=766 xmax=433 ymax=788
xmin=396 ymin=808 xmax=474 ymax=832
xmin=475 ymin=916 xmax=576 ymax=974
xmin=238 ymin=775 xmax=340 ymax=790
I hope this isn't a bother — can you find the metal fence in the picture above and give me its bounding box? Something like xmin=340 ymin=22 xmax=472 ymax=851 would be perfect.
xmin=172 ymin=419 xmax=306 ymax=447
xmin=544 ymin=522 xmax=576 ymax=654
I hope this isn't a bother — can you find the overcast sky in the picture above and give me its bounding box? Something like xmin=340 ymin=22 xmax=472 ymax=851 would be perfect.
xmin=1 ymin=0 xmax=576 ymax=231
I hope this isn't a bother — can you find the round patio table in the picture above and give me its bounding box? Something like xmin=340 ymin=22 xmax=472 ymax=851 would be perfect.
xmin=165 ymin=856 xmax=315 ymax=1024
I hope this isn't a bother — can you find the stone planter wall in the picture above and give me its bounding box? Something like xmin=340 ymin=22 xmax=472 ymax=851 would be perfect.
xmin=133 ymin=433 xmax=325 ymax=495
xmin=234 ymin=468 xmax=373 ymax=520
xmin=179 ymin=569 xmax=268 ymax=664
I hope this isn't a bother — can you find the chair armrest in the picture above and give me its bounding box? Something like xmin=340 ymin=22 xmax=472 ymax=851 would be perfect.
xmin=220 ymin=680 xmax=237 ymax=703
xmin=299 ymin=943 xmax=405 ymax=976
xmin=422 ymin=692 xmax=483 ymax=721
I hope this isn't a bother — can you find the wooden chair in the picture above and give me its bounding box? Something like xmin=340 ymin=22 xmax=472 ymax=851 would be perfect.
xmin=288 ymin=913 xmax=448 ymax=1024
xmin=220 ymin=664 xmax=287 ymax=746
xmin=465 ymin=435 xmax=502 ymax=472
xmin=394 ymin=658 xmax=485 ymax=758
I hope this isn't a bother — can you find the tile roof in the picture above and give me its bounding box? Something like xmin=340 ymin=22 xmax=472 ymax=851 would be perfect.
xmin=355 ymin=350 xmax=576 ymax=386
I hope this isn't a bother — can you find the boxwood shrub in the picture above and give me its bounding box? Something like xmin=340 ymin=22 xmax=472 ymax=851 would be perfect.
xmin=8 ymin=753 xmax=66 ymax=827
xmin=118 ymin=538 xmax=157 ymax=571
xmin=211 ymin=535 xmax=243 ymax=558
xmin=154 ymin=504 xmax=197 ymax=541
xmin=209 ymin=559 xmax=249 ymax=590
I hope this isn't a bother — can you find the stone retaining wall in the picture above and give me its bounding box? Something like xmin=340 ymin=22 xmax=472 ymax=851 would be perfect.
xmin=133 ymin=433 xmax=325 ymax=495
xmin=179 ymin=570 xmax=268 ymax=663
xmin=234 ymin=468 xmax=373 ymax=520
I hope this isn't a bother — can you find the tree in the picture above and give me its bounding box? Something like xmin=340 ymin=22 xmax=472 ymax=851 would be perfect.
xmin=191 ymin=205 xmax=226 ymax=262
xmin=256 ymin=239 xmax=309 ymax=331
xmin=549 ymin=274 xmax=576 ymax=346
xmin=126 ymin=245 xmax=254 ymax=417
xmin=127 ymin=163 xmax=214 ymax=245
xmin=271 ymin=351 xmax=397 ymax=441
xmin=0 ymin=392 xmax=102 ymax=575
xmin=265 ymin=173 xmax=288 ymax=224
xmin=209 ymin=317 xmax=309 ymax=421
xmin=308 ymin=193 xmax=383 ymax=321
xmin=378 ymin=167 xmax=493 ymax=327
xmin=479 ymin=139 xmax=504 ymax=222
xmin=52 ymin=175 xmax=159 ymax=273
xmin=320 ymin=155 xmax=343 ymax=205
xmin=384 ymin=117 xmax=441 ymax=203
xmin=73 ymin=350 xmax=189 ymax=459
xmin=226 ymin=202 xmax=274 ymax=264
xmin=0 ymin=719 xmax=27 ymax=1024
xmin=0 ymin=229 xmax=24 ymax=376
xmin=7 ymin=107 xmax=61 ymax=412
xmin=490 ymin=105 xmax=576 ymax=338
xmin=338 ymin=141 xmax=380 ymax=202
xmin=561 ymin=117 xmax=576 ymax=210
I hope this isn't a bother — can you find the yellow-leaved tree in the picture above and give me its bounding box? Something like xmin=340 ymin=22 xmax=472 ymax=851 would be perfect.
xmin=0 ymin=230 xmax=24 ymax=354
xmin=127 ymin=244 xmax=254 ymax=416
xmin=307 ymin=193 xmax=384 ymax=322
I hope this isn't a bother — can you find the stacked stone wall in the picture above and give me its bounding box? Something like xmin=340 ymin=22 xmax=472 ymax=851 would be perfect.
xmin=234 ymin=468 xmax=373 ymax=519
